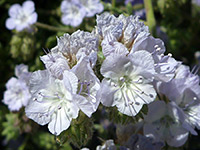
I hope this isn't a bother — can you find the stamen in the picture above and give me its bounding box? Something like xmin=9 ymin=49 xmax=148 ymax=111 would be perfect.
xmin=42 ymin=48 xmax=56 ymax=63
xmin=78 ymin=83 xmax=83 ymax=95
xmin=119 ymin=77 xmax=125 ymax=82
xmin=156 ymin=47 xmax=161 ymax=51
xmin=111 ymin=82 xmax=117 ymax=87
xmin=154 ymin=45 xmax=159 ymax=48
xmin=168 ymin=53 xmax=172 ymax=57
xmin=132 ymin=77 xmax=143 ymax=84
xmin=135 ymin=102 xmax=140 ymax=105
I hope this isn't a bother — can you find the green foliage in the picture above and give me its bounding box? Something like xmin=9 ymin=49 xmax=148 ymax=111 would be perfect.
xmin=10 ymin=31 xmax=36 ymax=61
xmin=56 ymin=112 xmax=93 ymax=148
xmin=2 ymin=113 xmax=21 ymax=141
xmin=0 ymin=0 xmax=200 ymax=149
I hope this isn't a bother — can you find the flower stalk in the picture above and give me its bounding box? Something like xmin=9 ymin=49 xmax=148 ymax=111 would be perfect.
xmin=35 ymin=22 xmax=73 ymax=33
xmin=144 ymin=0 xmax=156 ymax=35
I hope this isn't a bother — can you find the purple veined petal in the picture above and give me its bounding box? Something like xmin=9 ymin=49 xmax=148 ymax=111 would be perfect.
xmin=97 ymin=79 xmax=118 ymax=107
xmin=63 ymin=70 xmax=78 ymax=94
xmin=48 ymin=104 xmax=77 ymax=135
xmin=167 ymin=124 xmax=189 ymax=147
xmin=8 ymin=4 xmax=21 ymax=18
xmin=5 ymin=18 xmax=16 ymax=30
xmin=73 ymin=94 xmax=95 ymax=117
xmin=22 ymin=0 xmax=35 ymax=15
xmin=28 ymin=12 xmax=38 ymax=24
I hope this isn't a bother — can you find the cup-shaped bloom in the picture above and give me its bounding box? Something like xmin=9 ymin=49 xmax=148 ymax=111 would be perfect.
xmin=98 ymin=51 xmax=156 ymax=116
xmin=3 ymin=64 xmax=31 ymax=111
xmin=5 ymin=1 xmax=37 ymax=31
xmin=144 ymin=101 xmax=190 ymax=147
xmin=26 ymin=68 xmax=99 ymax=135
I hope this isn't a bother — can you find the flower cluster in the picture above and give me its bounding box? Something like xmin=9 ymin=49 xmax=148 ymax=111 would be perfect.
xmin=61 ymin=0 xmax=104 ymax=27
xmin=2 ymin=12 xmax=200 ymax=149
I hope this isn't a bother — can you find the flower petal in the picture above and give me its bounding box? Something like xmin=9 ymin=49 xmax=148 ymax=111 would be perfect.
xmin=5 ymin=18 xmax=16 ymax=30
xmin=22 ymin=0 xmax=35 ymax=15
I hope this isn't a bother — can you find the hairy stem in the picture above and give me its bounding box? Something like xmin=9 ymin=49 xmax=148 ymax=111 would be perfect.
xmin=112 ymin=0 xmax=116 ymax=8
xmin=35 ymin=22 xmax=74 ymax=33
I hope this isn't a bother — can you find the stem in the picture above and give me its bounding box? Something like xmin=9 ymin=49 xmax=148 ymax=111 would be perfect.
xmin=35 ymin=22 xmax=74 ymax=33
xmin=144 ymin=0 xmax=156 ymax=35
xmin=112 ymin=0 xmax=116 ymax=8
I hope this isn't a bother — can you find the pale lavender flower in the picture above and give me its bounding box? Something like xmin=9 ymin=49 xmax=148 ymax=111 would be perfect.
xmin=40 ymin=30 xmax=99 ymax=79
xmin=96 ymin=13 xmax=179 ymax=82
xmin=157 ymin=64 xmax=200 ymax=133
xmin=79 ymin=0 xmax=104 ymax=17
xmin=3 ymin=64 xmax=31 ymax=111
xmin=97 ymin=51 xmax=156 ymax=116
xmin=61 ymin=0 xmax=103 ymax=27
xmin=26 ymin=69 xmax=96 ymax=135
xmin=144 ymin=101 xmax=190 ymax=147
xmin=61 ymin=0 xmax=86 ymax=27
xmin=5 ymin=1 xmax=37 ymax=31
xmin=193 ymin=0 xmax=200 ymax=6
xmin=55 ymin=30 xmax=99 ymax=68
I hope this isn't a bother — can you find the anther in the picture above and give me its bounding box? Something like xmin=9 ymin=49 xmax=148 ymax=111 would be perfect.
xmin=168 ymin=53 xmax=172 ymax=57
xmin=156 ymin=47 xmax=161 ymax=51
xmin=119 ymin=77 xmax=125 ymax=82
xmin=149 ymin=94 xmax=154 ymax=98
xmin=135 ymin=102 xmax=140 ymax=105
xmin=154 ymin=45 xmax=159 ymax=48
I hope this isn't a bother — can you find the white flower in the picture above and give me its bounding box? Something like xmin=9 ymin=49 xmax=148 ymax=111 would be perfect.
xmin=26 ymin=69 xmax=98 ymax=135
xmin=144 ymin=101 xmax=190 ymax=147
xmin=3 ymin=64 xmax=31 ymax=111
xmin=61 ymin=0 xmax=86 ymax=27
xmin=40 ymin=30 xmax=99 ymax=78
xmin=96 ymin=12 xmax=179 ymax=82
xmin=157 ymin=64 xmax=200 ymax=132
xmin=79 ymin=0 xmax=104 ymax=17
xmin=56 ymin=30 xmax=99 ymax=67
xmin=61 ymin=0 xmax=103 ymax=27
xmin=97 ymin=51 xmax=156 ymax=116
xmin=5 ymin=1 xmax=37 ymax=31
